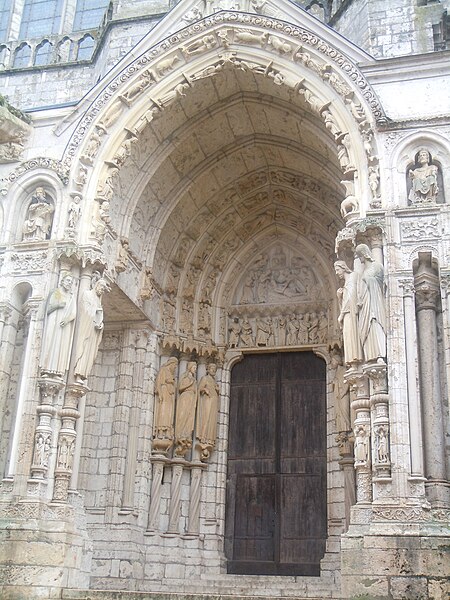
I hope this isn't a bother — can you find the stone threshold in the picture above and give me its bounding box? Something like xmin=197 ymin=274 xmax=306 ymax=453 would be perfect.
xmin=61 ymin=593 xmax=327 ymax=600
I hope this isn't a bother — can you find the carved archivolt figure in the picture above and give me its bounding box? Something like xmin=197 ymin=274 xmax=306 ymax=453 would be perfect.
xmin=40 ymin=273 xmax=77 ymax=377
xmin=73 ymin=275 xmax=109 ymax=383
xmin=153 ymin=357 xmax=178 ymax=453
xmin=408 ymin=148 xmax=439 ymax=204
xmin=174 ymin=362 xmax=198 ymax=457
xmin=354 ymin=244 xmax=386 ymax=363
xmin=67 ymin=195 xmax=82 ymax=230
xmin=334 ymin=261 xmax=363 ymax=365
xmin=196 ymin=363 xmax=219 ymax=461
xmin=22 ymin=187 xmax=54 ymax=241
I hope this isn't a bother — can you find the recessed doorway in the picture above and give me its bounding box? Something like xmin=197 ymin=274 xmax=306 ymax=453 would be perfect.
xmin=225 ymin=351 xmax=327 ymax=576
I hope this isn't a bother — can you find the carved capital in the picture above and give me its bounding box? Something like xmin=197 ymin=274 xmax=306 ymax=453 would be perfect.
xmin=414 ymin=280 xmax=440 ymax=312
xmin=398 ymin=278 xmax=415 ymax=298
xmin=364 ymin=362 xmax=388 ymax=393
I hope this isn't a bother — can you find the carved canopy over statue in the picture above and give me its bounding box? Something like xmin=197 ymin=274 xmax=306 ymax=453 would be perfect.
xmin=408 ymin=148 xmax=439 ymax=205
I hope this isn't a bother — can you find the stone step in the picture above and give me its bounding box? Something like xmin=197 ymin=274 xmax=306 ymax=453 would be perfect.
xmin=62 ymin=592 xmax=330 ymax=600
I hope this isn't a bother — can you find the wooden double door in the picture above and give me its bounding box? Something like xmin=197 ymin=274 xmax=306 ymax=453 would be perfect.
xmin=225 ymin=352 xmax=327 ymax=576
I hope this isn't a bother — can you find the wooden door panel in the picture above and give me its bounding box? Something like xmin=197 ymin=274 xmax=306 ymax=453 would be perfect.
xmin=226 ymin=352 xmax=327 ymax=576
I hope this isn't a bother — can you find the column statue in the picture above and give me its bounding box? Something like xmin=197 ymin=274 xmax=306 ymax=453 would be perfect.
xmin=196 ymin=363 xmax=219 ymax=461
xmin=334 ymin=261 xmax=363 ymax=365
xmin=408 ymin=148 xmax=438 ymax=204
xmin=354 ymin=244 xmax=386 ymax=363
xmin=153 ymin=357 xmax=178 ymax=454
xmin=330 ymin=348 xmax=351 ymax=433
xmin=174 ymin=361 xmax=198 ymax=457
xmin=73 ymin=275 xmax=109 ymax=383
xmin=40 ymin=273 xmax=77 ymax=377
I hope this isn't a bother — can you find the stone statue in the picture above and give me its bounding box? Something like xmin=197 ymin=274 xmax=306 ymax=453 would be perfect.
xmin=228 ymin=317 xmax=241 ymax=348
xmin=22 ymin=187 xmax=54 ymax=241
xmin=174 ymin=362 xmax=198 ymax=457
xmin=334 ymin=260 xmax=363 ymax=365
xmin=354 ymin=424 xmax=369 ymax=466
xmin=256 ymin=317 xmax=273 ymax=346
xmin=287 ymin=314 xmax=299 ymax=345
xmin=408 ymin=148 xmax=439 ymax=204
xmin=240 ymin=317 xmax=254 ymax=347
xmin=375 ymin=424 xmax=389 ymax=464
xmin=196 ymin=363 xmax=219 ymax=461
xmin=40 ymin=273 xmax=77 ymax=377
xmin=67 ymin=195 xmax=82 ymax=230
xmin=153 ymin=357 xmax=178 ymax=453
xmin=73 ymin=275 xmax=109 ymax=383
xmin=330 ymin=348 xmax=351 ymax=433
xmin=354 ymin=244 xmax=386 ymax=363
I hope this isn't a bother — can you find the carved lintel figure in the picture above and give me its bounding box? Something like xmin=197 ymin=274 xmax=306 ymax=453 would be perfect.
xmin=40 ymin=273 xmax=77 ymax=377
xmin=317 ymin=310 xmax=328 ymax=344
xmin=277 ymin=315 xmax=287 ymax=345
xmin=354 ymin=244 xmax=386 ymax=363
xmin=196 ymin=363 xmax=219 ymax=461
xmin=354 ymin=424 xmax=369 ymax=466
xmin=73 ymin=274 xmax=109 ymax=383
xmin=240 ymin=317 xmax=254 ymax=347
xmin=174 ymin=362 xmax=198 ymax=457
xmin=229 ymin=317 xmax=241 ymax=348
xmin=256 ymin=317 xmax=273 ymax=346
xmin=408 ymin=148 xmax=439 ymax=204
xmin=334 ymin=260 xmax=363 ymax=365
xmin=287 ymin=314 xmax=299 ymax=345
xmin=153 ymin=357 xmax=178 ymax=454
xmin=308 ymin=311 xmax=319 ymax=343
xmin=22 ymin=187 xmax=54 ymax=241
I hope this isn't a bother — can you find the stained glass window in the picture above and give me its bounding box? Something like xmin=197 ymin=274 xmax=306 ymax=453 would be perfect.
xmin=19 ymin=0 xmax=63 ymax=39
xmin=0 ymin=1 xmax=12 ymax=43
xmin=73 ymin=0 xmax=109 ymax=31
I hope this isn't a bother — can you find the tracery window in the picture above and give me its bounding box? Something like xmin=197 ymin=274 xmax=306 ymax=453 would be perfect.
xmin=19 ymin=0 xmax=64 ymax=39
xmin=0 ymin=1 xmax=12 ymax=43
xmin=73 ymin=0 xmax=110 ymax=31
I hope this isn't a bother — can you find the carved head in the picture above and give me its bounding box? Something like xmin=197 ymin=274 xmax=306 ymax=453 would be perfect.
xmin=94 ymin=277 xmax=110 ymax=296
xmin=187 ymin=361 xmax=197 ymax=374
xmin=415 ymin=148 xmax=431 ymax=166
xmin=334 ymin=260 xmax=351 ymax=279
xmin=354 ymin=243 xmax=373 ymax=262
xmin=60 ymin=274 xmax=74 ymax=291
xmin=207 ymin=363 xmax=217 ymax=376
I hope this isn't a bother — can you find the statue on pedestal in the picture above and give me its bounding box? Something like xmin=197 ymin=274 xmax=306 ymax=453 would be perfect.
xmin=22 ymin=187 xmax=54 ymax=241
xmin=409 ymin=149 xmax=438 ymax=204
xmin=334 ymin=261 xmax=363 ymax=365
xmin=40 ymin=273 xmax=77 ymax=377
xmin=174 ymin=362 xmax=198 ymax=457
xmin=153 ymin=357 xmax=178 ymax=454
xmin=196 ymin=363 xmax=219 ymax=461
xmin=73 ymin=275 xmax=109 ymax=383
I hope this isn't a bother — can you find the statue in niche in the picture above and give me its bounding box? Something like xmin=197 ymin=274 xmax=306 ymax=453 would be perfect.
xmin=330 ymin=348 xmax=351 ymax=433
xmin=153 ymin=357 xmax=178 ymax=453
xmin=334 ymin=260 xmax=363 ymax=366
xmin=375 ymin=424 xmax=389 ymax=464
xmin=67 ymin=195 xmax=82 ymax=231
xmin=354 ymin=244 xmax=386 ymax=363
xmin=174 ymin=362 xmax=198 ymax=457
xmin=240 ymin=317 xmax=254 ymax=347
xmin=34 ymin=433 xmax=51 ymax=467
xmin=354 ymin=424 xmax=369 ymax=466
xmin=57 ymin=437 xmax=75 ymax=470
xmin=408 ymin=148 xmax=439 ymax=204
xmin=22 ymin=187 xmax=54 ymax=241
xmin=40 ymin=273 xmax=77 ymax=377
xmin=229 ymin=317 xmax=241 ymax=348
xmin=256 ymin=317 xmax=273 ymax=347
xmin=73 ymin=274 xmax=110 ymax=383
xmin=196 ymin=363 xmax=219 ymax=461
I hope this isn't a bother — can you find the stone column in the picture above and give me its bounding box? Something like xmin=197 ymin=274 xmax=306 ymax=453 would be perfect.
xmin=414 ymin=276 xmax=447 ymax=504
xmin=29 ymin=379 xmax=62 ymax=483
xmin=167 ymin=460 xmax=184 ymax=534
xmin=8 ymin=299 xmax=40 ymax=481
xmin=365 ymin=363 xmax=391 ymax=483
xmin=187 ymin=463 xmax=206 ymax=536
xmin=147 ymin=458 xmax=166 ymax=533
xmin=347 ymin=369 xmax=372 ymax=504
xmin=337 ymin=433 xmax=356 ymax=530
xmin=52 ymin=383 xmax=85 ymax=502
xmin=121 ymin=330 xmax=149 ymax=513
xmin=399 ymin=278 xmax=424 ymax=479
